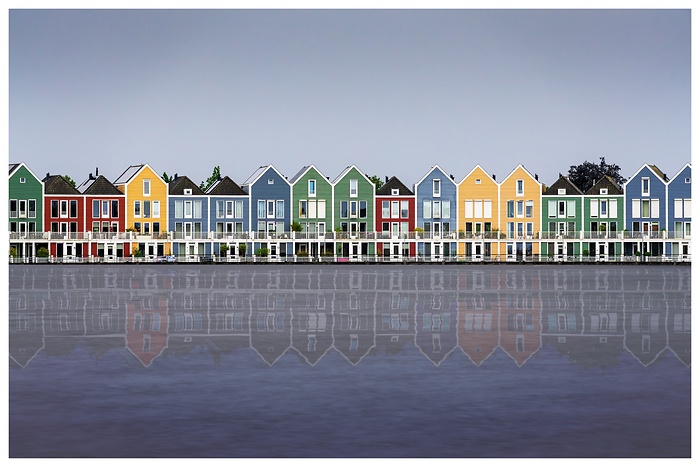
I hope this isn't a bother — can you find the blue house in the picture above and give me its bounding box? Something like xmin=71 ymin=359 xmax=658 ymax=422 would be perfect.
xmin=623 ymin=164 xmax=669 ymax=257
xmin=241 ymin=165 xmax=292 ymax=258
xmin=206 ymin=175 xmax=249 ymax=258
xmin=414 ymin=165 xmax=458 ymax=259
xmin=666 ymin=163 xmax=691 ymax=259
xmin=168 ymin=175 xmax=209 ymax=259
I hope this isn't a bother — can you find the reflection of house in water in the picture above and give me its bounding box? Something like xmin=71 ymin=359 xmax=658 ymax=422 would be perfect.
xmin=291 ymin=292 xmax=333 ymax=365
xmin=498 ymin=269 xmax=542 ymax=366
xmin=43 ymin=290 xmax=87 ymax=357
xmin=9 ymin=292 xmax=45 ymax=368
xmin=623 ymin=288 xmax=667 ymax=366
xmin=205 ymin=291 xmax=253 ymax=364
xmin=250 ymin=292 xmax=291 ymax=366
xmin=457 ymin=290 xmax=499 ymax=366
xmin=374 ymin=291 xmax=416 ymax=355
xmin=332 ymin=290 xmax=376 ymax=365
xmin=126 ymin=294 xmax=168 ymax=367
xmin=415 ymin=291 xmax=458 ymax=366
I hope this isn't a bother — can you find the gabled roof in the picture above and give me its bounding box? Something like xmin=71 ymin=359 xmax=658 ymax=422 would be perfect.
xmin=648 ymin=164 xmax=669 ymax=182
xmin=624 ymin=163 xmax=669 ymax=187
xmin=331 ymin=165 xmax=373 ymax=185
xmin=113 ymin=164 xmax=146 ymax=185
xmin=79 ymin=175 xmax=124 ymax=195
xmin=458 ymin=165 xmax=498 ymax=185
xmin=206 ymin=176 xmax=248 ymax=196
xmin=288 ymin=164 xmax=329 ymax=185
xmin=499 ymin=164 xmax=542 ymax=185
xmin=585 ymin=175 xmax=624 ymax=196
xmin=413 ymin=165 xmax=457 ymax=188
xmin=8 ymin=162 xmax=42 ymax=184
xmin=169 ymin=175 xmax=205 ymax=195
xmin=241 ymin=165 xmax=289 ymax=187
xmin=543 ymin=175 xmax=583 ymax=196
xmin=668 ymin=163 xmax=692 ymax=184
xmin=8 ymin=163 xmax=20 ymax=175
xmin=42 ymin=174 xmax=81 ymax=195
xmin=376 ymin=176 xmax=413 ymax=196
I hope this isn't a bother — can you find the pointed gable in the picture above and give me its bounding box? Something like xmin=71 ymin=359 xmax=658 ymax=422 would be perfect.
xmin=585 ymin=175 xmax=624 ymax=196
xmin=43 ymin=174 xmax=81 ymax=195
xmin=113 ymin=164 xmax=145 ymax=185
xmin=169 ymin=175 xmax=205 ymax=195
xmin=376 ymin=176 xmax=413 ymax=195
xmin=79 ymin=175 xmax=124 ymax=195
xmin=206 ymin=176 xmax=247 ymax=195
xmin=544 ymin=176 xmax=584 ymax=196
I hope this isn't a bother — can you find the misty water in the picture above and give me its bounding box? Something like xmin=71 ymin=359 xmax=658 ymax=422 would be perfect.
xmin=9 ymin=264 xmax=691 ymax=458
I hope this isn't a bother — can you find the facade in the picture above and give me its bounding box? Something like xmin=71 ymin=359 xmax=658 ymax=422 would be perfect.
xmin=583 ymin=176 xmax=625 ymax=260
xmin=242 ymin=165 xmax=292 ymax=259
xmin=114 ymin=164 xmax=170 ymax=258
xmin=43 ymin=174 xmax=84 ymax=260
xmin=623 ymin=164 xmax=668 ymax=257
xmin=666 ymin=163 xmax=691 ymax=259
xmin=458 ymin=165 xmax=499 ymax=260
xmin=9 ymin=163 xmax=44 ymax=258
xmin=541 ymin=175 xmax=584 ymax=259
xmin=332 ymin=165 xmax=376 ymax=258
xmin=414 ymin=165 xmax=458 ymax=259
xmin=289 ymin=165 xmax=333 ymax=256
xmin=169 ymin=175 xmax=208 ymax=259
xmin=206 ymin=175 xmax=249 ymax=258
xmin=498 ymin=165 xmax=543 ymax=260
xmin=375 ymin=176 xmax=415 ymax=259
xmin=79 ymin=172 xmax=127 ymax=260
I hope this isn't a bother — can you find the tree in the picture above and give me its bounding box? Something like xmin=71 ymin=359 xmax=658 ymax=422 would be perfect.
xmin=200 ymin=166 xmax=221 ymax=192
xmin=369 ymin=175 xmax=384 ymax=190
xmin=162 ymin=172 xmax=174 ymax=183
xmin=63 ymin=175 xmax=76 ymax=188
xmin=567 ymin=157 xmax=626 ymax=193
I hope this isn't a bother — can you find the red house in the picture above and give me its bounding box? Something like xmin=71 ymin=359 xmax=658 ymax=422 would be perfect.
xmin=42 ymin=174 xmax=85 ymax=259
xmin=375 ymin=176 xmax=416 ymax=258
xmin=78 ymin=170 xmax=127 ymax=260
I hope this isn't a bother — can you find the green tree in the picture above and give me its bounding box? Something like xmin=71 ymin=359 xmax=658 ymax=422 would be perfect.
xmin=369 ymin=175 xmax=384 ymax=190
xmin=162 ymin=172 xmax=174 ymax=183
xmin=63 ymin=175 xmax=76 ymax=188
xmin=200 ymin=166 xmax=221 ymax=192
xmin=567 ymin=157 xmax=626 ymax=193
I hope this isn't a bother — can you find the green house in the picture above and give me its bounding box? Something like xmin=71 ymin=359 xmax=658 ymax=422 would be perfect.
xmin=288 ymin=165 xmax=334 ymax=256
xmin=541 ymin=175 xmax=584 ymax=258
xmin=583 ymin=175 xmax=624 ymax=259
xmin=331 ymin=165 xmax=375 ymax=257
xmin=9 ymin=163 xmax=44 ymax=257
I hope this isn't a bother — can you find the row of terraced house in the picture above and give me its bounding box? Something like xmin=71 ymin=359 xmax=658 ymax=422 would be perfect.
xmin=8 ymin=161 xmax=692 ymax=263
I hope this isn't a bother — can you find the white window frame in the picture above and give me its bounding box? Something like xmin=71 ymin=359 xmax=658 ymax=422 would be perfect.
xmin=641 ymin=177 xmax=650 ymax=196
xmin=432 ymin=179 xmax=441 ymax=197
xmin=350 ymin=179 xmax=358 ymax=198
xmin=309 ymin=179 xmax=316 ymax=197
xmin=143 ymin=178 xmax=151 ymax=196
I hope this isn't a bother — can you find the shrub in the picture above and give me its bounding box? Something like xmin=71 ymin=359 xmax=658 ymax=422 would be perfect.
xmin=36 ymin=247 xmax=50 ymax=258
xmin=255 ymin=247 xmax=269 ymax=257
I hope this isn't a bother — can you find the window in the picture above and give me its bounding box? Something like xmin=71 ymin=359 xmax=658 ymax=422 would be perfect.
xmin=51 ymin=200 xmax=59 ymax=218
xmin=350 ymin=201 xmax=358 ymax=218
xmin=442 ymin=200 xmax=450 ymax=219
xmin=600 ymin=200 xmax=608 ymax=217
xmin=517 ymin=200 xmax=524 ymax=217
xmin=300 ymin=200 xmax=307 ymax=218
xmin=309 ymin=179 xmax=316 ymax=196
xmin=318 ymin=200 xmax=326 ymax=218
xmin=507 ymin=200 xmax=514 ymax=218
xmin=642 ymin=200 xmax=650 ymax=218
xmin=234 ymin=200 xmax=243 ymax=218
xmin=484 ymin=200 xmax=492 ymax=218
xmin=257 ymin=200 xmax=266 ymax=219
xmin=19 ymin=177 xmax=26 ymax=183
xmin=267 ymin=200 xmax=275 ymax=218
xmin=685 ymin=177 xmax=691 ymax=184
xmin=433 ymin=200 xmax=441 ymax=218
xmin=276 ymin=200 xmax=284 ymax=218
xmin=558 ymin=201 xmax=565 ymax=217
xmin=143 ymin=179 xmax=151 ymax=196
xmin=401 ymin=201 xmax=409 ymax=218
xmin=350 ymin=179 xmax=358 ymax=197
xmin=143 ymin=201 xmax=151 ymax=218
xmin=391 ymin=189 xmax=399 ymax=195
xmin=631 ymin=199 xmax=640 ymax=218
xmin=360 ymin=200 xmax=367 ymax=218
xmin=391 ymin=201 xmax=399 ymax=218
xmin=134 ymin=201 xmax=141 ymax=217
xmin=268 ymin=178 xmax=274 ymax=185
xmin=93 ymin=200 xmax=100 ymax=218
xmin=70 ymin=200 xmax=78 ymax=218
xmin=548 ymin=200 xmax=556 ymax=218
xmin=641 ymin=177 xmax=650 ymax=196
xmin=175 ymin=200 xmax=183 ymax=218
xmin=155 ymin=201 xmax=162 ymax=218
xmin=526 ymin=200 xmax=533 ymax=218
xmin=423 ymin=200 xmax=432 ymax=219
xmin=382 ymin=201 xmax=390 ymax=218
xmin=600 ymin=188 xmax=608 ymax=195
xmin=111 ymin=200 xmax=119 ymax=218
xmin=558 ymin=188 xmax=566 ymax=195
xmin=28 ymin=200 xmax=36 ymax=218
xmin=465 ymin=200 xmax=473 ymax=218
xmin=432 ymin=179 xmax=441 ymax=197
xmin=58 ymin=200 xmax=67 ymax=218
xmin=567 ymin=200 xmax=576 ymax=218
xmin=18 ymin=200 xmax=27 ymax=218
xmin=341 ymin=201 xmax=348 ymax=218
xmin=590 ymin=199 xmax=598 ymax=217
xmin=475 ymin=179 xmax=481 ymax=184
xmin=216 ymin=200 xmax=225 ymax=218
xmin=516 ymin=179 xmax=524 ymax=196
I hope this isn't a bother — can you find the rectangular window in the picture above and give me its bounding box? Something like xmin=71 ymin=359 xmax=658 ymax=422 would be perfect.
xmin=299 ymin=200 xmax=307 ymax=218
xmin=433 ymin=179 xmax=441 ymax=197
xmin=642 ymin=200 xmax=650 ymax=218
xmin=600 ymin=200 xmax=608 ymax=217
xmin=224 ymin=201 xmax=233 ymax=218
xmin=400 ymin=200 xmax=409 ymax=218
xmin=507 ymin=200 xmax=514 ymax=218
xmin=28 ymin=200 xmax=36 ymax=218
xmin=69 ymin=200 xmax=77 ymax=218
xmin=464 ymin=200 xmax=473 ymax=218
xmin=267 ymin=200 xmax=275 ymax=218
xmin=525 ymin=200 xmax=533 ymax=218
xmin=474 ymin=200 xmax=482 ymax=218
xmin=234 ymin=200 xmax=243 ymax=218
xmin=318 ymin=200 xmax=326 ymax=218
xmin=134 ymin=201 xmax=141 ymax=218
xmin=360 ymin=200 xmax=367 ymax=219
xmin=60 ymin=200 xmax=67 ymax=218
xmin=651 ymin=199 xmax=659 ymax=218
xmin=111 ymin=200 xmax=119 ymax=218
xmin=217 ymin=200 xmax=225 ymax=218
xmin=609 ymin=200 xmax=618 ymax=218
xmin=276 ymin=200 xmax=284 ymax=218
xmin=632 ymin=199 xmax=640 ymax=218
xmin=484 ymin=200 xmax=492 ymax=218
xmin=155 ymin=201 xmax=162 ymax=218
xmin=309 ymin=179 xmax=316 ymax=197
xmin=308 ymin=200 xmax=317 ymax=218
xmin=566 ymin=200 xmax=575 ymax=218
xmin=590 ymin=199 xmax=598 ymax=217
xmin=9 ymin=200 xmax=17 ymax=218
xmin=175 ymin=200 xmax=183 ymax=218
xmin=423 ymin=200 xmax=432 ymax=219
xmin=51 ymin=200 xmax=59 ymax=218
xmin=143 ymin=179 xmax=151 ymax=196
xmin=341 ymin=201 xmax=348 ymax=218
xmin=516 ymin=179 xmax=524 ymax=196
xmin=548 ymin=200 xmax=556 ymax=218
xmin=350 ymin=179 xmax=358 ymax=197
xmin=143 ymin=201 xmax=151 ymax=218
xmin=93 ymin=200 xmax=100 ymax=218
xmin=257 ymin=200 xmax=266 ymax=219
xmin=442 ymin=200 xmax=450 ymax=219
xmin=675 ymin=199 xmax=683 ymax=217
xmin=391 ymin=201 xmax=399 ymax=218
xmin=558 ymin=201 xmax=565 ymax=217
xmin=382 ymin=201 xmax=390 ymax=218
xmin=683 ymin=199 xmax=691 ymax=218
xmin=433 ymin=200 xmax=441 ymax=219
xmin=517 ymin=200 xmax=524 ymax=217
xmin=102 ymin=200 xmax=109 ymax=218
xmin=350 ymin=201 xmax=358 ymax=218
xmin=641 ymin=178 xmax=650 ymax=196
xmin=93 ymin=221 xmax=100 ymax=232
xmin=382 ymin=222 xmax=390 ymax=232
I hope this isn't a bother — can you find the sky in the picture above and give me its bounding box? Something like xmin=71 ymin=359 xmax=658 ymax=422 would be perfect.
xmin=7 ymin=6 xmax=693 ymax=189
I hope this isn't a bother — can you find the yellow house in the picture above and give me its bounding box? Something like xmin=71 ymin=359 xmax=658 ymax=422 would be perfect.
xmin=498 ymin=165 xmax=542 ymax=260
xmin=114 ymin=164 xmax=170 ymax=257
xmin=457 ymin=165 xmax=500 ymax=259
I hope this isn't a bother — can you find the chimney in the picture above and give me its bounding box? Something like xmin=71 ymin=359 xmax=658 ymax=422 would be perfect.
xmin=385 ymin=176 xmax=389 ymax=183
xmin=535 ymin=174 xmax=539 ymax=181
xmin=492 ymin=174 xmax=496 ymax=180
xmin=174 ymin=173 xmax=178 ymax=179
xmin=95 ymin=167 xmax=99 ymax=177
xmin=450 ymin=174 xmax=454 ymax=180
xmin=559 ymin=173 xmax=562 ymax=178
xmin=46 ymin=172 xmax=50 ymax=179
xmin=89 ymin=173 xmax=93 ymax=180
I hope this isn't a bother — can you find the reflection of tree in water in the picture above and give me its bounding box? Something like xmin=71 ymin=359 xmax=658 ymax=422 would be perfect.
xmin=543 ymin=336 xmax=626 ymax=370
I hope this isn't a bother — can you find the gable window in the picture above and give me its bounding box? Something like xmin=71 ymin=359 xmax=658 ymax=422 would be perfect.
xmin=268 ymin=179 xmax=274 ymax=185
xmin=558 ymin=188 xmax=566 ymax=195
xmin=350 ymin=179 xmax=358 ymax=197
xmin=143 ymin=179 xmax=151 ymax=196
xmin=183 ymin=189 xmax=192 ymax=195
xmin=475 ymin=179 xmax=481 ymax=184
xmin=685 ymin=177 xmax=691 ymax=184
xmin=516 ymin=179 xmax=524 ymax=196
xmin=432 ymin=179 xmax=441 ymax=197
xmin=309 ymin=179 xmax=316 ymax=197
xmin=600 ymin=188 xmax=608 ymax=195
xmin=641 ymin=178 xmax=650 ymax=196
xmin=19 ymin=177 xmax=26 ymax=184
xmin=391 ymin=189 xmax=399 ymax=195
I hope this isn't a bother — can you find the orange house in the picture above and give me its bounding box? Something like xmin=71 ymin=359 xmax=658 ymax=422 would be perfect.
xmin=498 ymin=165 xmax=543 ymax=260
xmin=458 ymin=165 xmax=500 ymax=259
xmin=114 ymin=164 xmax=170 ymax=257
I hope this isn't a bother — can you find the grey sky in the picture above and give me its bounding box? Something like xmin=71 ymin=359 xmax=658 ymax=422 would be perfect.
xmin=9 ymin=8 xmax=691 ymax=188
